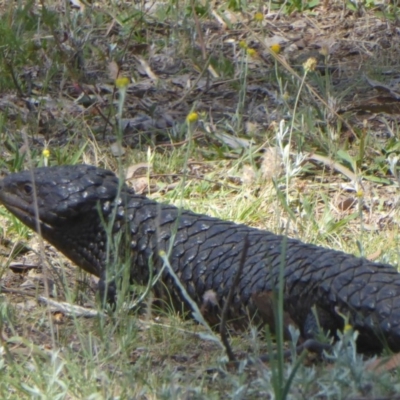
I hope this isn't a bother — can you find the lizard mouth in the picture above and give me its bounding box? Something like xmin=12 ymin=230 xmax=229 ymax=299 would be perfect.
xmin=0 ymin=189 xmax=43 ymax=231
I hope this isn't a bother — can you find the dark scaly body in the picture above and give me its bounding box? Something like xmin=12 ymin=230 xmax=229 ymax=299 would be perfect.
xmin=1 ymin=165 xmax=400 ymax=353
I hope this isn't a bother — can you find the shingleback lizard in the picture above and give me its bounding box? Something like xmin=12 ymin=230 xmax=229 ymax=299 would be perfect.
xmin=1 ymin=164 xmax=400 ymax=354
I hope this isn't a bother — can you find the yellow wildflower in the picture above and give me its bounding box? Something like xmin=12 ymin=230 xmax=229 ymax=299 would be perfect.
xmin=115 ymin=77 xmax=130 ymax=88
xmin=247 ymin=48 xmax=257 ymax=57
xmin=335 ymin=307 xmax=354 ymax=335
xmin=282 ymin=91 xmax=290 ymax=101
xmin=186 ymin=112 xmax=199 ymax=123
xmin=303 ymin=57 xmax=317 ymax=72
xmin=239 ymin=40 xmax=247 ymax=49
xmin=42 ymin=148 xmax=50 ymax=158
xmin=270 ymin=43 xmax=281 ymax=54
xmin=254 ymin=12 xmax=263 ymax=22
xmin=343 ymin=323 xmax=353 ymax=334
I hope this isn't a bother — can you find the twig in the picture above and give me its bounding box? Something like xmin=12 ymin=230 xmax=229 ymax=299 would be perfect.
xmin=220 ymin=235 xmax=249 ymax=362
xmin=156 ymin=133 xmax=204 ymax=147
xmin=191 ymin=0 xmax=207 ymax=61
xmin=0 ymin=286 xmax=102 ymax=317
xmin=37 ymin=297 xmax=102 ymax=318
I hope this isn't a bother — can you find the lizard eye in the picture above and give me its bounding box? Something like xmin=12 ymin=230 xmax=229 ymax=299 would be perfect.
xmin=23 ymin=184 xmax=33 ymax=195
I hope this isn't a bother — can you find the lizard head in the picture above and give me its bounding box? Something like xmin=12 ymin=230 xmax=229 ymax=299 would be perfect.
xmin=0 ymin=164 xmax=122 ymax=232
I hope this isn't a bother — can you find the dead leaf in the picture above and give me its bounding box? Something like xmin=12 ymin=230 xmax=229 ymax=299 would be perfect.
xmin=136 ymin=56 xmax=158 ymax=80
xmin=126 ymin=162 xmax=152 ymax=179
xmin=214 ymin=132 xmax=252 ymax=149
xmin=108 ymin=61 xmax=120 ymax=81
xmin=305 ymin=153 xmax=357 ymax=182
xmin=207 ymin=64 xmax=219 ymax=78
xmin=222 ymin=9 xmax=238 ymax=24
xmin=336 ymin=197 xmax=357 ymax=211
xmin=9 ymin=262 xmax=39 ymax=273
xmin=130 ymin=177 xmax=150 ymax=194
xmin=211 ymin=10 xmax=227 ymax=28
xmin=367 ymin=249 xmax=381 ymax=261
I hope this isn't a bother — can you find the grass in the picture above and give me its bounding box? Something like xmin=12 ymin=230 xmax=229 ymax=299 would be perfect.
xmin=1 ymin=0 xmax=400 ymax=398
